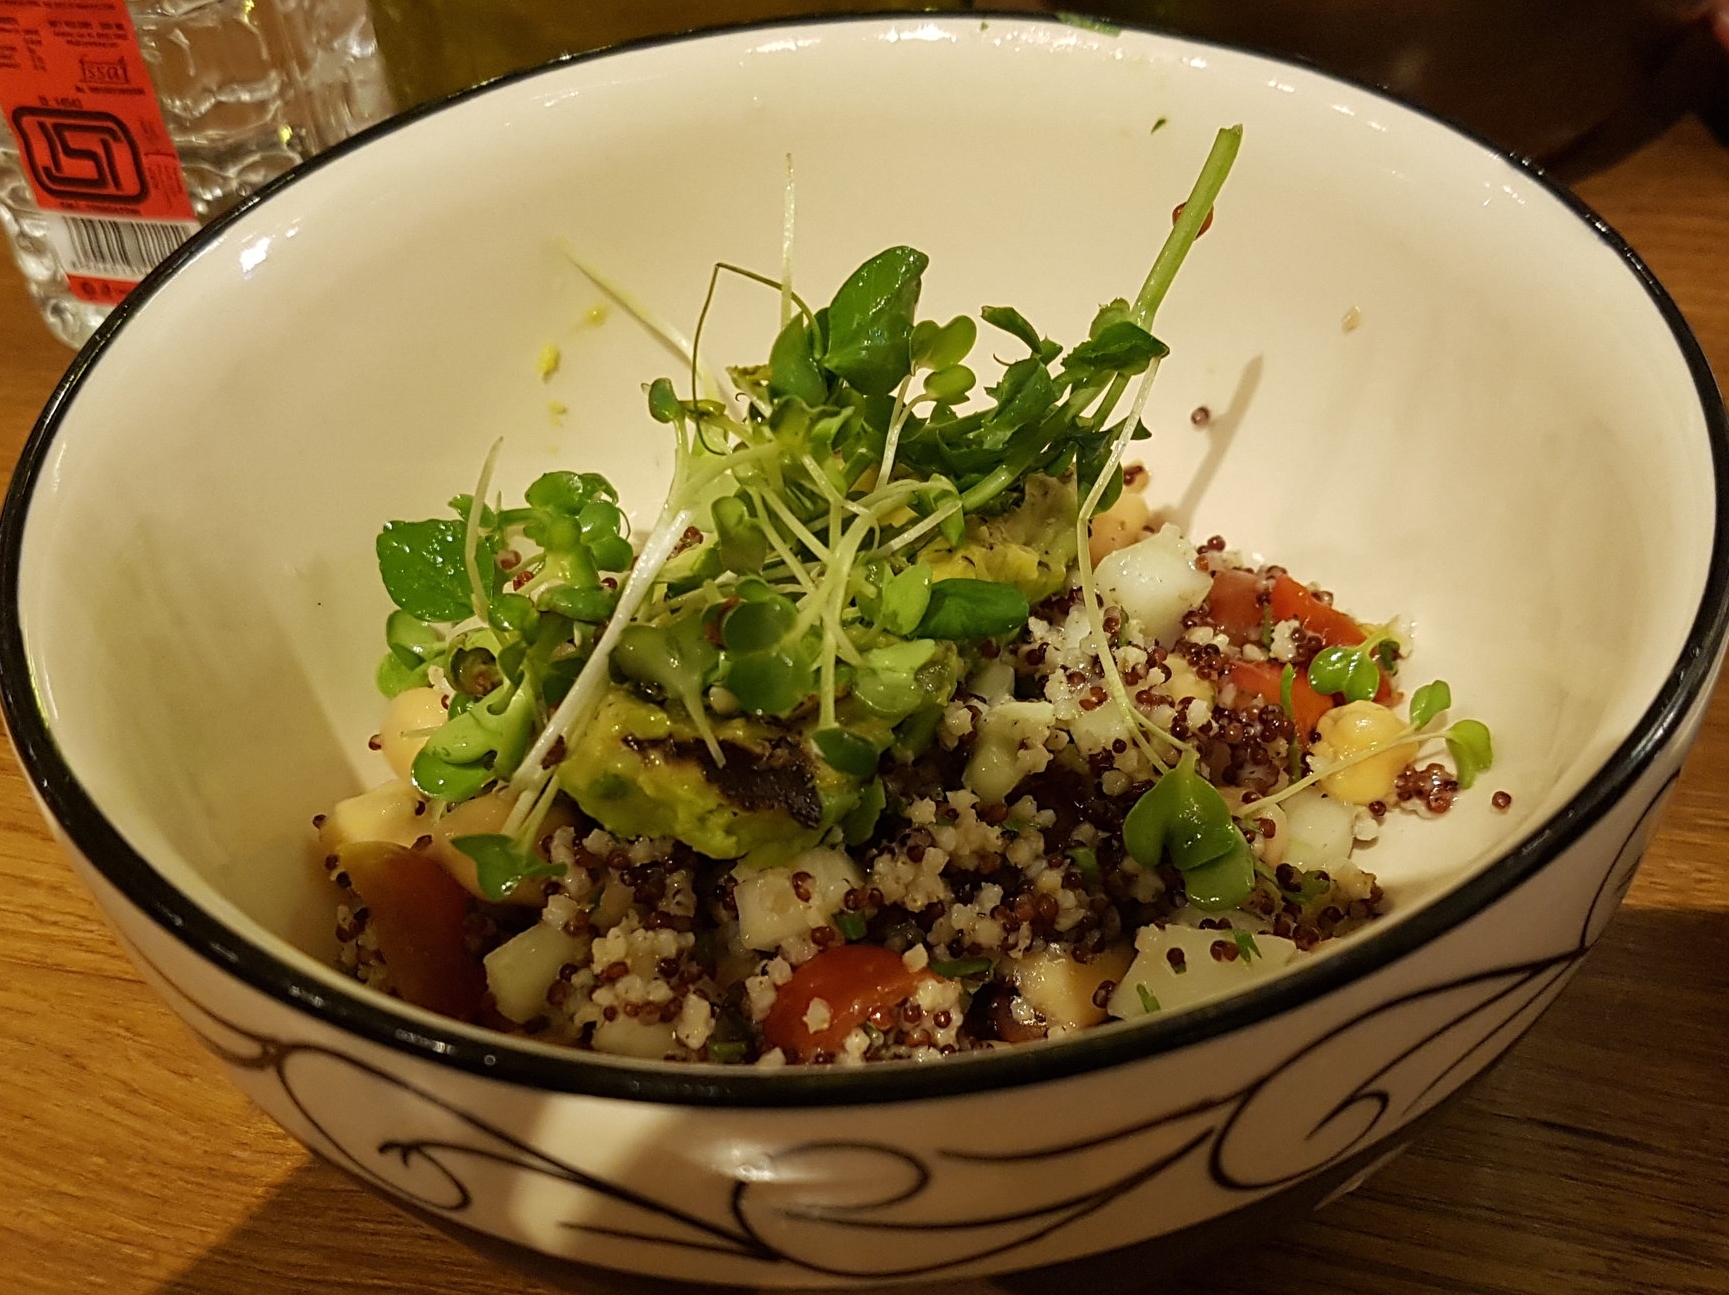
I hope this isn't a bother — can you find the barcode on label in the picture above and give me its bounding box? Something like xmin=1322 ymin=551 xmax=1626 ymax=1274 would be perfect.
xmin=46 ymin=213 xmax=200 ymax=285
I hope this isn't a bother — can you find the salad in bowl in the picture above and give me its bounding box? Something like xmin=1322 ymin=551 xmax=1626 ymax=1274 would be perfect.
xmin=317 ymin=129 xmax=1493 ymax=1065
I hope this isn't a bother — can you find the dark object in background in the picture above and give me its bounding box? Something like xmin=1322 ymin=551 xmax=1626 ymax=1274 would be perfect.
xmin=1079 ymin=0 xmax=1729 ymax=179
xmin=367 ymin=0 xmax=971 ymax=109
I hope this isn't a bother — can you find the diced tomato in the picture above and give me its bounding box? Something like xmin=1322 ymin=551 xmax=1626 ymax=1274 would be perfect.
xmin=1268 ymin=574 xmax=1365 ymax=647
xmin=761 ymin=945 xmax=934 ymax=1061
xmin=1226 ymin=657 xmax=1279 ymax=705
xmin=1205 ymin=568 xmax=1264 ymax=642
xmin=339 ymin=841 xmax=487 ymax=1020
xmin=1228 ymin=658 xmax=1335 ymax=739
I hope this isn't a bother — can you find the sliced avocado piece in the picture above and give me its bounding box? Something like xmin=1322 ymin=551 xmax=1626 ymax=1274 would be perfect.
xmin=558 ymin=688 xmax=862 ymax=861
xmin=921 ymin=473 xmax=1078 ymax=604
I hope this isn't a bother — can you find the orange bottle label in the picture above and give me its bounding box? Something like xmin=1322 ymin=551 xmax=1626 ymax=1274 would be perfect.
xmin=0 ymin=0 xmax=199 ymax=301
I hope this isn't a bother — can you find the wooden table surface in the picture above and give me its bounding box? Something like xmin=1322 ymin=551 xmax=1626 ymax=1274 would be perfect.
xmin=3 ymin=118 xmax=1728 ymax=1295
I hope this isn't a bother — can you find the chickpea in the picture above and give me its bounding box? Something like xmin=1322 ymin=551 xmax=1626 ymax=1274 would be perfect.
xmin=378 ymin=686 xmax=448 ymax=781
xmin=428 ymin=790 xmax=547 ymax=906
xmin=1312 ymin=701 xmax=1418 ymax=805
xmin=1249 ymin=801 xmax=1289 ymax=867
xmin=1087 ymin=489 xmax=1152 ymax=565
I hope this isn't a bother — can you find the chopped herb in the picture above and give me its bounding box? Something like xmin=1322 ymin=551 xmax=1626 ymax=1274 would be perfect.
xmin=1068 ymin=846 xmax=1100 ymax=880
xmin=1281 ymin=661 xmax=1304 ymax=778
xmin=1136 ymin=983 xmax=1160 ymax=1014
xmin=1232 ymin=929 xmax=1261 ymax=963
xmin=930 ymin=956 xmax=993 ymax=980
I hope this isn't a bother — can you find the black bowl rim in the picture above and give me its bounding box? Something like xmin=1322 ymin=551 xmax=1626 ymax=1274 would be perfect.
xmin=2 ymin=11 xmax=1725 ymax=1109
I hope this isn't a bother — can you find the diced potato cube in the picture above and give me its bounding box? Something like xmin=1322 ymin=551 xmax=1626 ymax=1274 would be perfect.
xmin=1096 ymin=524 xmax=1211 ymax=647
xmin=591 ymin=1016 xmax=679 ymax=1059
xmin=1014 ymin=944 xmax=1134 ymax=1031
xmin=733 ymin=848 xmax=862 ymax=952
xmin=1108 ymin=923 xmax=1299 ymax=1019
xmin=484 ymin=922 xmax=586 ymax=1024
xmin=1088 ymin=488 xmax=1152 ymax=564
xmin=319 ymin=778 xmax=425 ymax=853
xmin=1281 ymin=786 xmax=1356 ymax=868
xmin=1161 ymin=655 xmax=1215 ymax=709
xmin=427 ymin=790 xmax=579 ymax=906
xmin=1067 ymin=700 xmax=1133 ymax=756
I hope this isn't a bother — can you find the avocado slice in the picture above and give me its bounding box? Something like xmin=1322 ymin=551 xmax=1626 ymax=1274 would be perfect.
xmin=921 ymin=473 xmax=1078 ymax=604
xmin=557 ymin=688 xmax=862 ymax=863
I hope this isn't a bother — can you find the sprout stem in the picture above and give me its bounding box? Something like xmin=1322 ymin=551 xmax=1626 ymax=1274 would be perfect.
xmin=780 ymin=154 xmax=796 ymax=329
xmin=1132 ymin=125 xmax=1242 ymax=328
xmin=507 ymin=500 xmax=697 ymax=810
xmin=463 ymin=438 xmax=503 ymax=625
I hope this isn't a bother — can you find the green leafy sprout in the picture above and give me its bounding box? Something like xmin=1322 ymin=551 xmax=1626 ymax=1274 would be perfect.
xmin=1305 ymin=627 xmax=1400 ymax=703
xmin=368 ymin=123 xmax=1499 ymax=920
xmin=368 ymin=129 xmax=1266 ymax=879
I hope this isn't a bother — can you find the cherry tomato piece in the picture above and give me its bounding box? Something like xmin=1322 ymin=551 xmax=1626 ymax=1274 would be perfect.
xmin=1228 ymin=658 xmax=1335 ymax=740
xmin=1268 ymin=574 xmax=1366 ymax=648
xmin=760 ymin=945 xmax=933 ymax=1060
xmin=1205 ymin=568 xmax=1264 ymax=642
xmin=338 ymin=840 xmax=487 ymax=1020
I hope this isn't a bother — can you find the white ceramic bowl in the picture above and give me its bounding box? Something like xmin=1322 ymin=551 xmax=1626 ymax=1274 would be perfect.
xmin=3 ymin=14 xmax=1725 ymax=1288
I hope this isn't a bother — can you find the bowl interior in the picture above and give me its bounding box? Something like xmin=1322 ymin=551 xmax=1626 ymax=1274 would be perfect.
xmin=10 ymin=16 xmax=1716 ymax=1047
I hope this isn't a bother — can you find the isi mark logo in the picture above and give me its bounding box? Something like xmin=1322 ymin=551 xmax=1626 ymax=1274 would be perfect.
xmin=11 ymin=105 xmax=148 ymax=204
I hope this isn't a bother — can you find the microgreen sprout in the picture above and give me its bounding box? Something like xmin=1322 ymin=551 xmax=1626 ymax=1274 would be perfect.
xmin=1446 ymin=719 xmax=1494 ymax=789
xmin=1408 ymin=679 xmax=1452 ymax=731
xmin=374 ymin=132 xmax=1250 ymax=848
xmin=1306 ymin=625 xmax=1400 ymax=703
xmin=1070 ymin=124 xmax=1243 ymax=765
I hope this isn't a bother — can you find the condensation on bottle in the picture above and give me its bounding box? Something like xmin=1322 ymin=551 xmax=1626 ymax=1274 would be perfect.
xmin=0 ymin=0 xmax=393 ymax=347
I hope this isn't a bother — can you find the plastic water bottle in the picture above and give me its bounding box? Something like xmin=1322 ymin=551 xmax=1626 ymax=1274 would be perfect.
xmin=0 ymin=0 xmax=393 ymax=347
